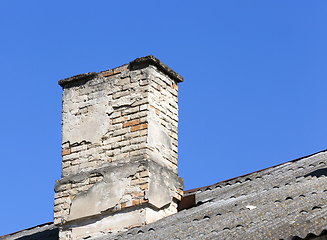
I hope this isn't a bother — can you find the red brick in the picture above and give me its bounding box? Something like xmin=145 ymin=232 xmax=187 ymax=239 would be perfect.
xmin=140 ymin=183 xmax=149 ymax=190
xmin=62 ymin=149 xmax=71 ymax=156
xmin=132 ymin=192 xmax=144 ymax=198
xmin=131 ymin=123 xmax=148 ymax=132
xmin=132 ymin=199 xmax=140 ymax=206
xmin=123 ymin=119 xmax=140 ymax=128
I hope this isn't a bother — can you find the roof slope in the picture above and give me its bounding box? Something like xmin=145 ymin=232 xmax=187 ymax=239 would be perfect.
xmin=0 ymin=222 xmax=58 ymax=240
xmin=97 ymin=150 xmax=327 ymax=240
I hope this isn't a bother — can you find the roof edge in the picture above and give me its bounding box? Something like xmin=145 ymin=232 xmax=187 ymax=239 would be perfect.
xmin=184 ymin=148 xmax=327 ymax=194
xmin=58 ymin=55 xmax=183 ymax=87
xmin=0 ymin=222 xmax=55 ymax=238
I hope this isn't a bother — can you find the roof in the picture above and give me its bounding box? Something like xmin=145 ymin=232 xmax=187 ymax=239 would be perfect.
xmin=0 ymin=222 xmax=58 ymax=240
xmin=58 ymin=55 xmax=184 ymax=87
xmin=94 ymin=149 xmax=327 ymax=240
xmin=3 ymin=150 xmax=327 ymax=240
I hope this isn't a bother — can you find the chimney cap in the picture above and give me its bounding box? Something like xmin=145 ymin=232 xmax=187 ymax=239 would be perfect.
xmin=58 ymin=55 xmax=183 ymax=87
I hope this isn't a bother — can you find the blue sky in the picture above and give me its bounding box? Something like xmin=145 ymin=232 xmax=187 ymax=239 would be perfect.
xmin=1 ymin=1 xmax=326 ymax=236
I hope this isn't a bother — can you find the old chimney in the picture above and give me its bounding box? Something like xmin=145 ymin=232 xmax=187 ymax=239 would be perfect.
xmin=54 ymin=56 xmax=184 ymax=239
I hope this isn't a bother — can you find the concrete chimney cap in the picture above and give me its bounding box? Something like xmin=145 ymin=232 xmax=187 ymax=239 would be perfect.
xmin=58 ymin=55 xmax=183 ymax=87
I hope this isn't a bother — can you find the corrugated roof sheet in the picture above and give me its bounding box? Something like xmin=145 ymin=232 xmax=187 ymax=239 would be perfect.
xmin=97 ymin=149 xmax=327 ymax=240
xmin=0 ymin=222 xmax=58 ymax=240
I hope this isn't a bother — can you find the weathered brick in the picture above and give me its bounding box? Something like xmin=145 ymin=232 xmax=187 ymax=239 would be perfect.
xmin=53 ymin=217 xmax=62 ymax=226
xmin=122 ymin=119 xmax=140 ymax=128
xmin=132 ymin=192 xmax=145 ymax=198
xmin=71 ymin=145 xmax=87 ymax=153
xmin=140 ymin=171 xmax=149 ymax=178
xmin=113 ymin=128 xmax=130 ymax=137
xmin=102 ymin=69 xmax=114 ymax=77
xmin=121 ymin=144 xmax=139 ymax=153
xmin=172 ymin=84 xmax=178 ymax=91
xmin=140 ymin=198 xmax=148 ymax=204
xmin=148 ymin=104 xmax=160 ymax=115
xmin=177 ymin=189 xmax=184 ymax=196
xmin=113 ymin=67 xmax=121 ymax=75
xmin=110 ymin=111 xmax=121 ymax=118
xmin=140 ymin=183 xmax=149 ymax=190
xmin=131 ymin=123 xmax=148 ymax=132
xmin=140 ymin=104 xmax=147 ymax=111
xmin=113 ymin=116 xmax=130 ymax=124
xmin=131 ymin=178 xmax=147 ymax=186
xmin=103 ymin=136 xmax=122 ymax=145
xmin=117 ymin=77 xmax=131 ymax=86
xmin=132 ymin=199 xmax=140 ymax=206
xmin=62 ymin=149 xmax=71 ymax=156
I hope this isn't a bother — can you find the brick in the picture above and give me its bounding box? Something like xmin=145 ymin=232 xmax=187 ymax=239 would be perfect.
xmin=140 ymin=198 xmax=148 ymax=204
xmin=112 ymin=128 xmax=130 ymax=137
xmin=131 ymin=98 xmax=149 ymax=107
xmin=121 ymin=144 xmax=138 ymax=153
xmin=71 ymin=145 xmax=87 ymax=153
xmin=132 ymin=199 xmax=140 ymax=206
xmin=130 ymin=136 xmax=147 ymax=145
xmin=123 ymin=119 xmax=140 ymax=128
xmin=131 ymin=123 xmax=148 ymax=132
xmin=54 ymin=197 xmax=69 ymax=206
xmin=132 ymin=192 xmax=144 ymax=198
xmin=140 ymin=183 xmax=149 ymax=190
xmin=172 ymin=84 xmax=178 ymax=91
xmin=103 ymin=136 xmax=122 ymax=145
xmin=139 ymin=129 xmax=148 ymax=136
xmin=121 ymin=202 xmax=126 ymax=208
xmin=113 ymin=116 xmax=130 ymax=124
xmin=122 ymin=106 xmax=139 ymax=115
xmin=149 ymin=105 xmax=160 ymax=115
xmin=140 ymin=104 xmax=147 ymax=111
xmin=102 ymin=69 xmax=114 ymax=77
xmin=62 ymin=149 xmax=71 ymax=156
xmin=131 ymin=178 xmax=147 ymax=186
xmin=110 ymin=111 xmax=121 ymax=118
xmin=113 ymin=68 xmax=121 ymax=75
xmin=117 ymin=77 xmax=131 ymax=86
xmin=121 ymin=65 xmax=128 ymax=72
xmin=113 ymin=90 xmax=130 ymax=100
xmin=54 ymin=205 xmax=62 ymax=212
xmin=140 ymin=171 xmax=149 ymax=178
xmin=178 ymin=189 xmax=184 ymax=196
xmin=53 ymin=217 xmax=62 ymax=226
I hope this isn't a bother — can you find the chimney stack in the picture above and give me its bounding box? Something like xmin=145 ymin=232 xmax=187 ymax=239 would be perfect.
xmin=54 ymin=56 xmax=184 ymax=239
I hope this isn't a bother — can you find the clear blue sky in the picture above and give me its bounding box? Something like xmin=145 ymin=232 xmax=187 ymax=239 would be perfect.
xmin=1 ymin=1 xmax=326 ymax=236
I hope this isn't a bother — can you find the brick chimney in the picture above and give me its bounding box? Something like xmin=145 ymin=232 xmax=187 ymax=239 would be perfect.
xmin=54 ymin=56 xmax=184 ymax=239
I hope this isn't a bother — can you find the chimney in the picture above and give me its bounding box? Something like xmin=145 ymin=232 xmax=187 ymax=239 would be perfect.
xmin=54 ymin=56 xmax=184 ymax=239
